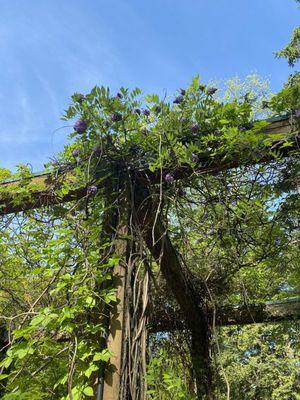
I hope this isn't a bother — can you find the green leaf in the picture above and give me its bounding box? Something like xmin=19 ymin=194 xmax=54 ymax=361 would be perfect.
xmin=0 ymin=373 xmax=9 ymax=381
xmin=83 ymin=386 xmax=94 ymax=397
xmin=93 ymin=349 xmax=112 ymax=362
xmin=85 ymin=296 xmax=96 ymax=308
xmin=84 ymin=363 xmax=99 ymax=378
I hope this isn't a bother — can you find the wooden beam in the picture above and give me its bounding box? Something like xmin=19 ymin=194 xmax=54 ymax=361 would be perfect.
xmin=140 ymin=116 xmax=299 ymax=184
xmin=217 ymin=297 xmax=300 ymax=326
xmin=149 ymin=298 xmax=300 ymax=332
xmin=0 ymin=117 xmax=298 ymax=215
xmin=0 ymin=172 xmax=86 ymax=215
xmin=1 ymin=299 xmax=298 ymax=344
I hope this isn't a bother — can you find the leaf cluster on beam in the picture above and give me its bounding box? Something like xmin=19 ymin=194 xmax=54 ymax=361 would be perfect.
xmin=0 ymin=116 xmax=298 ymax=215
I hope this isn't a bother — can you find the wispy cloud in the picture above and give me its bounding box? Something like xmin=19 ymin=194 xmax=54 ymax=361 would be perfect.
xmin=0 ymin=0 xmax=297 ymax=170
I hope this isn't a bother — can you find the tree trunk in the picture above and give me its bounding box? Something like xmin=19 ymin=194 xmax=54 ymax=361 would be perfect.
xmin=132 ymin=183 xmax=216 ymax=399
xmin=191 ymin=311 xmax=215 ymax=400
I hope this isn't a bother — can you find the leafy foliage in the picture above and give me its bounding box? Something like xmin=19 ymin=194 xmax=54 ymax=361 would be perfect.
xmin=0 ymin=75 xmax=299 ymax=399
xmin=276 ymin=27 xmax=300 ymax=67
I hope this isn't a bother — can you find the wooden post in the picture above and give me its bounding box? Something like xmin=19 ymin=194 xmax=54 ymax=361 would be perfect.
xmin=92 ymin=169 xmax=129 ymax=400
xmin=102 ymin=231 xmax=127 ymax=400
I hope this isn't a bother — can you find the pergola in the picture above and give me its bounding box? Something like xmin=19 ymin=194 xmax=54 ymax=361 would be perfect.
xmin=0 ymin=114 xmax=299 ymax=399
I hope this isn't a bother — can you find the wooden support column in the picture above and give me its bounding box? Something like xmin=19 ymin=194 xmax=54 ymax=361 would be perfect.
xmin=102 ymin=226 xmax=127 ymax=400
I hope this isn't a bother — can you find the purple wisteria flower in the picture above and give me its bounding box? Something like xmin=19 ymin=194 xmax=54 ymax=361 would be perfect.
xmin=207 ymin=87 xmax=218 ymax=95
xmin=116 ymin=92 xmax=123 ymax=99
xmin=177 ymin=188 xmax=186 ymax=197
xmin=295 ymin=108 xmax=300 ymax=118
xmin=191 ymin=153 xmax=198 ymax=163
xmin=199 ymin=84 xmax=206 ymax=91
xmin=143 ymin=109 xmax=150 ymax=116
xmin=180 ymin=89 xmax=186 ymax=96
xmin=134 ymin=108 xmax=141 ymax=115
xmin=87 ymin=185 xmax=98 ymax=196
xmin=165 ymin=173 xmax=174 ymax=184
xmin=173 ymin=95 xmax=184 ymax=104
xmin=72 ymin=148 xmax=80 ymax=158
xmin=154 ymin=105 xmax=161 ymax=113
xmin=51 ymin=159 xmax=59 ymax=167
xmin=111 ymin=112 xmax=122 ymax=122
xmin=74 ymin=119 xmax=88 ymax=134
xmin=191 ymin=123 xmax=199 ymax=134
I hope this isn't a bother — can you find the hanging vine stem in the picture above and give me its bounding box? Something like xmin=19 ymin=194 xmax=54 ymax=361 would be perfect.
xmin=67 ymin=335 xmax=78 ymax=400
xmin=120 ymin=250 xmax=150 ymax=400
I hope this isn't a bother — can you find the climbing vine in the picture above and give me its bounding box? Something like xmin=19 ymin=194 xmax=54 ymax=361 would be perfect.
xmin=0 ymin=75 xmax=299 ymax=399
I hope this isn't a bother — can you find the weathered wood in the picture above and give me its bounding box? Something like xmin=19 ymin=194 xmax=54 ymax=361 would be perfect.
xmin=217 ymin=297 xmax=300 ymax=326
xmin=138 ymin=115 xmax=299 ymax=184
xmin=149 ymin=298 xmax=300 ymax=332
xmin=101 ymin=233 xmax=127 ymax=400
xmin=0 ymin=117 xmax=298 ymax=215
xmin=1 ymin=299 xmax=298 ymax=342
xmin=0 ymin=172 xmax=87 ymax=215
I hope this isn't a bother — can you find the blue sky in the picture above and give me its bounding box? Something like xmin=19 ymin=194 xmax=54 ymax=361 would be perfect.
xmin=0 ymin=0 xmax=298 ymax=171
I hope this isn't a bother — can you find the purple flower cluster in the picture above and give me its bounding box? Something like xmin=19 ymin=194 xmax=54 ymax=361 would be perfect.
xmin=74 ymin=119 xmax=88 ymax=134
xmin=173 ymin=95 xmax=184 ymax=104
xmin=177 ymin=188 xmax=186 ymax=197
xmin=143 ymin=109 xmax=150 ymax=116
xmin=180 ymin=88 xmax=186 ymax=96
xmin=111 ymin=112 xmax=122 ymax=122
xmin=72 ymin=148 xmax=80 ymax=158
xmin=87 ymin=185 xmax=98 ymax=196
xmin=165 ymin=173 xmax=174 ymax=184
xmin=199 ymin=84 xmax=206 ymax=91
xmin=207 ymin=87 xmax=217 ymax=95
xmin=134 ymin=108 xmax=141 ymax=115
xmin=191 ymin=123 xmax=199 ymax=134
xmin=295 ymin=109 xmax=300 ymax=118
xmin=154 ymin=105 xmax=161 ymax=113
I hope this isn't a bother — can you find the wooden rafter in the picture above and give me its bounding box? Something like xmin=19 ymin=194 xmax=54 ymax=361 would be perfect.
xmin=0 ymin=116 xmax=298 ymax=215
xmin=149 ymin=297 xmax=300 ymax=332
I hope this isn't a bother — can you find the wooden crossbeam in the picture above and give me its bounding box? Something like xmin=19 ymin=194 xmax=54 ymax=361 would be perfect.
xmin=149 ymin=297 xmax=300 ymax=332
xmin=1 ymin=299 xmax=298 ymax=346
xmin=0 ymin=171 xmax=87 ymax=215
xmin=0 ymin=116 xmax=298 ymax=215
